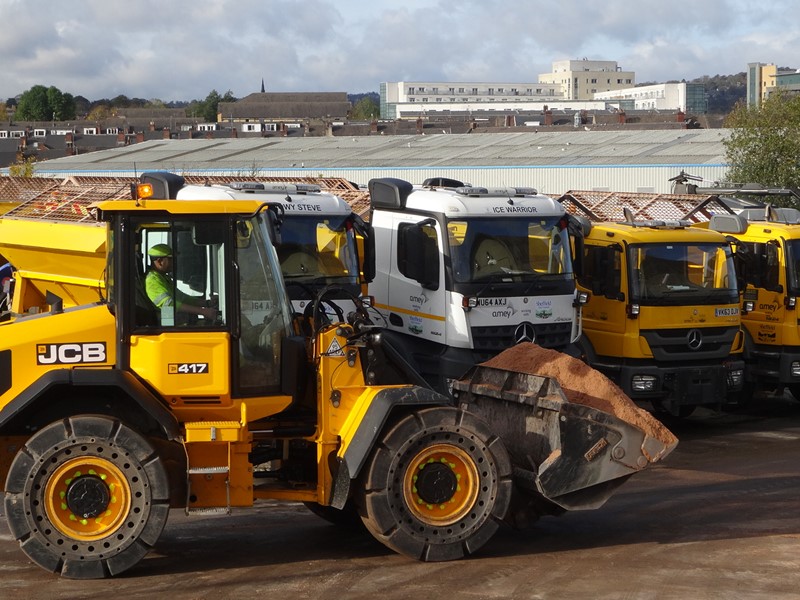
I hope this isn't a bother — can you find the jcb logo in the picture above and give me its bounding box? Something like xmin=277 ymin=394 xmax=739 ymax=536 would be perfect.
xmin=37 ymin=342 xmax=107 ymax=365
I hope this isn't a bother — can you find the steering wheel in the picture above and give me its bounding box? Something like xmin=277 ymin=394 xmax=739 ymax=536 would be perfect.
xmin=303 ymin=294 xmax=345 ymax=335
xmin=304 ymin=284 xmax=380 ymax=337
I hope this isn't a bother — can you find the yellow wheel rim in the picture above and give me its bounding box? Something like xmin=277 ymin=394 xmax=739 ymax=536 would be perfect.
xmin=403 ymin=443 xmax=479 ymax=526
xmin=45 ymin=457 xmax=131 ymax=541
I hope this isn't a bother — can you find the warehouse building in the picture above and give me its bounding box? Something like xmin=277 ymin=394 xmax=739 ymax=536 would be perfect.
xmin=11 ymin=129 xmax=731 ymax=196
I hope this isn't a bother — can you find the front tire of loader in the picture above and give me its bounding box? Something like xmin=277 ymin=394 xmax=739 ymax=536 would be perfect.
xmin=3 ymin=415 xmax=170 ymax=579
xmin=787 ymin=384 xmax=800 ymax=403
xmin=303 ymin=500 xmax=363 ymax=528
xmin=357 ymin=406 xmax=512 ymax=562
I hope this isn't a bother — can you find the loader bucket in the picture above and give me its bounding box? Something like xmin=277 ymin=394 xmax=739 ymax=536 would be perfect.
xmin=451 ymin=346 xmax=677 ymax=513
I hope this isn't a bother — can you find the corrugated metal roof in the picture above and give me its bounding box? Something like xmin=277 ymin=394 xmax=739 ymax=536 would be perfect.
xmin=13 ymin=129 xmax=732 ymax=195
xmin=26 ymin=130 xmax=729 ymax=170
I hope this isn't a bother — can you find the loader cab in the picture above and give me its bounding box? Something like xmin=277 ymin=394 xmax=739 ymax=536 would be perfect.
xmin=140 ymin=171 xmax=375 ymax=315
xmin=99 ymin=198 xmax=304 ymax=413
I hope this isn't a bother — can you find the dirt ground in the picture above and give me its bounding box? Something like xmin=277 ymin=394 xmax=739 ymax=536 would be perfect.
xmin=2 ymin=394 xmax=800 ymax=600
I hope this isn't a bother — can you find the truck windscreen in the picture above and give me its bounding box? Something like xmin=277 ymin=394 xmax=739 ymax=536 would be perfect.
xmin=447 ymin=216 xmax=572 ymax=284
xmin=276 ymin=215 xmax=360 ymax=285
xmin=629 ymin=242 xmax=738 ymax=305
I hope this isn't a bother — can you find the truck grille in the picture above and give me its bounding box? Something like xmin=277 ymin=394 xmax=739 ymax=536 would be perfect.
xmin=640 ymin=326 xmax=738 ymax=361
xmin=471 ymin=322 xmax=573 ymax=362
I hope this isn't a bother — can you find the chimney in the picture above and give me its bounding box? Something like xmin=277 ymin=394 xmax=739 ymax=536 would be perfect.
xmin=326 ymin=122 xmax=333 ymax=136
xmin=370 ymin=120 xmax=378 ymax=133
xmin=676 ymin=110 xmax=685 ymax=123
xmin=544 ymin=109 xmax=553 ymax=126
xmin=618 ymin=111 xmax=626 ymax=124
xmin=416 ymin=117 xmax=423 ymax=134
xmin=231 ymin=127 xmax=237 ymax=138
xmin=148 ymin=121 xmax=155 ymax=132
xmin=117 ymin=131 xmax=125 ymax=144
xmin=280 ymin=123 xmax=287 ymax=137
xmin=65 ymin=132 xmax=73 ymax=144
xmin=163 ymin=128 xmax=171 ymax=139
xmin=136 ymin=132 xmax=144 ymax=143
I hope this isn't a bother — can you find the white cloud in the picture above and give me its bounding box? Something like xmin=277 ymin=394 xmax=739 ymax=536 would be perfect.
xmin=0 ymin=0 xmax=798 ymax=102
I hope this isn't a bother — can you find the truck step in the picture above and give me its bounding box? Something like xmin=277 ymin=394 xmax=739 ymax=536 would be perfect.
xmin=188 ymin=466 xmax=230 ymax=475
xmin=185 ymin=507 xmax=231 ymax=516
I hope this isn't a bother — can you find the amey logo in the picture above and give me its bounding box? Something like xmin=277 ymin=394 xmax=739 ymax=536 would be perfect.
xmin=37 ymin=342 xmax=107 ymax=365
xmin=759 ymin=302 xmax=780 ymax=312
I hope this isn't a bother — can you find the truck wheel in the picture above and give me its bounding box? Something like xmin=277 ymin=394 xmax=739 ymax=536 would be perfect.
xmin=4 ymin=415 xmax=170 ymax=579
xmin=302 ymin=500 xmax=363 ymax=528
xmin=357 ymin=406 xmax=512 ymax=562
xmin=787 ymin=384 xmax=800 ymax=402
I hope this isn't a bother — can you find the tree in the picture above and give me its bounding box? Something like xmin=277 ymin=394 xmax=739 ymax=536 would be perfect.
xmin=15 ymin=85 xmax=50 ymax=120
xmin=198 ymin=89 xmax=236 ymax=123
xmin=723 ymin=92 xmax=800 ymax=197
xmin=351 ymin=96 xmax=379 ymax=121
xmin=8 ymin=156 xmax=35 ymax=177
xmin=15 ymin=85 xmax=76 ymax=121
xmin=87 ymin=104 xmax=113 ymax=121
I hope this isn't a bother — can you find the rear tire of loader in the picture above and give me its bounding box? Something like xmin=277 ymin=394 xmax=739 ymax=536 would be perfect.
xmin=3 ymin=415 xmax=170 ymax=579
xmin=357 ymin=406 xmax=512 ymax=562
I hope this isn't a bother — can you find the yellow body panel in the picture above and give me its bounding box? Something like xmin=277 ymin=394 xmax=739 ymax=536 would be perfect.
xmin=0 ymin=305 xmax=117 ymax=403
xmin=0 ymin=219 xmax=107 ymax=312
xmin=130 ymin=332 xmax=232 ymax=398
xmin=186 ymin=441 xmax=254 ymax=507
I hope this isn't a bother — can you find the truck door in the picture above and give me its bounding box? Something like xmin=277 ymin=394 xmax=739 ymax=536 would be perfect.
xmin=124 ymin=215 xmax=290 ymax=403
xmin=578 ymin=242 xmax=627 ymax=348
xmin=384 ymin=214 xmax=446 ymax=340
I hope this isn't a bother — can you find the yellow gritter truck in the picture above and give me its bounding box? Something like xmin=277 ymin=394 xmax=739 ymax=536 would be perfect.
xmin=560 ymin=190 xmax=746 ymax=416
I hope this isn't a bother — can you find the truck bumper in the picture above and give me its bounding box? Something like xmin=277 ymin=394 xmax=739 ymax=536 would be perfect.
xmin=604 ymin=359 xmax=745 ymax=413
xmin=746 ymin=345 xmax=800 ymax=387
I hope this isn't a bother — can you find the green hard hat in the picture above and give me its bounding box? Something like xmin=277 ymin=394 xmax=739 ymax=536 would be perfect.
xmin=148 ymin=243 xmax=173 ymax=258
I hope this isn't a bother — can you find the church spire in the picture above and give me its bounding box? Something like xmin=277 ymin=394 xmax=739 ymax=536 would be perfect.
xmin=261 ymin=78 xmax=265 ymax=93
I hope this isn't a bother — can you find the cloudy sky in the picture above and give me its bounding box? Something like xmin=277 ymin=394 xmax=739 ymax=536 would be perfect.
xmin=1 ymin=0 xmax=797 ymax=103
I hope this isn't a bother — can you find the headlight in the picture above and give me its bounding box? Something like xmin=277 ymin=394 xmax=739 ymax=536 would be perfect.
xmin=727 ymin=369 xmax=744 ymax=388
xmin=631 ymin=374 xmax=657 ymax=391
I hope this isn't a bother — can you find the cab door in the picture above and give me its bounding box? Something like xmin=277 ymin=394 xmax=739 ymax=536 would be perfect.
xmin=121 ymin=215 xmax=290 ymax=410
xmin=383 ymin=214 xmax=446 ymax=340
xmin=578 ymin=242 xmax=628 ymax=355
xmin=127 ymin=217 xmax=232 ymax=400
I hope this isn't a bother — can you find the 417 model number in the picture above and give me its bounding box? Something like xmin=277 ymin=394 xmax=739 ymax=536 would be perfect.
xmin=169 ymin=362 xmax=209 ymax=374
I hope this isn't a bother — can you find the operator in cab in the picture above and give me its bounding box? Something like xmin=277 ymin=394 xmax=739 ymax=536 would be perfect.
xmin=145 ymin=243 xmax=217 ymax=321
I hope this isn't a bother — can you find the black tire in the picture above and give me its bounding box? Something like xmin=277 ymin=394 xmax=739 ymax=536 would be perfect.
xmin=4 ymin=415 xmax=170 ymax=579
xmin=787 ymin=384 xmax=800 ymax=402
xmin=302 ymin=500 xmax=363 ymax=528
xmin=653 ymin=401 xmax=697 ymax=419
xmin=357 ymin=406 xmax=512 ymax=562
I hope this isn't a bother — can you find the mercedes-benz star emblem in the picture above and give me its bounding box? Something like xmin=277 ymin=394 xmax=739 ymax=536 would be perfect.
xmin=687 ymin=328 xmax=703 ymax=351
xmin=514 ymin=322 xmax=536 ymax=345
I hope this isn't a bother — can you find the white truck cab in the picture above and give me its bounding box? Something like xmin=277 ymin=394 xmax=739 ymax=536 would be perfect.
xmin=141 ymin=172 xmax=373 ymax=322
xmin=368 ymin=177 xmax=584 ymax=393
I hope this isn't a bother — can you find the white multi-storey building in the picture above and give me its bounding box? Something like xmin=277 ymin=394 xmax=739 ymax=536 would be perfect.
xmin=379 ymin=81 xmax=565 ymax=119
xmin=380 ymin=59 xmax=637 ymax=119
xmin=593 ymin=82 xmax=707 ymax=113
xmin=538 ymin=59 xmax=635 ymax=100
